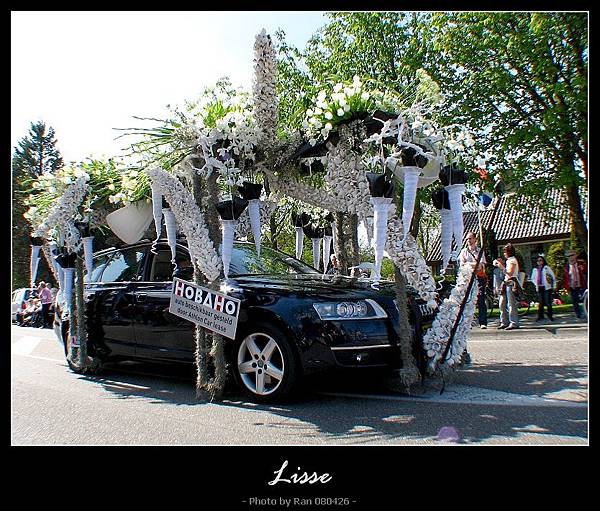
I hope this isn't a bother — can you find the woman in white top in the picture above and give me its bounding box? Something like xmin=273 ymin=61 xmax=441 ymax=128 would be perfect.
xmin=530 ymin=255 xmax=556 ymax=322
xmin=495 ymin=243 xmax=520 ymax=330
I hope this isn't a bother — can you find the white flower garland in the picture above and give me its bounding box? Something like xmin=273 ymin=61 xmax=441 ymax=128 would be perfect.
xmin=265 ymin=169 xmax=345 ymax=212
xmin=145 ymin=168 xmax=221 ymax=282
xmin=253 ymin=29 xmax=278 ymax=147
xmin=385 ymin=215 xmax=439 ymax=308
xmin=33 ymin=176 xmax=89 ymax=253
xmin=325 ymin=122 xmax=372 ymax=218
xmin=422 ymin=264 xmax=477 ymax=373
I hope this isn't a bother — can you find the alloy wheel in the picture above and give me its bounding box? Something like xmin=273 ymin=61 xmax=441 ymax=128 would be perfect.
xmin=237 ymin=333 xmax=285 ymax=396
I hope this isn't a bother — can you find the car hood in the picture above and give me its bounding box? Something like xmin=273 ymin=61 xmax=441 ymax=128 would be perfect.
xmin=227 ymin=273 xmax=399 ymax=301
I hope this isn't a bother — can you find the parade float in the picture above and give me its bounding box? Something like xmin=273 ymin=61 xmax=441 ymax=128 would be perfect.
xmin=23 ymin=30 xmax=496 ymax=400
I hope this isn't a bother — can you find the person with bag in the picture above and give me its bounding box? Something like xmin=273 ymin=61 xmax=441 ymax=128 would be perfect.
xmin=530 ymin=255 xmax=556 ymax=322
xmin=495 ymin=243 xmax=520 ymax=330
xmin=459 ymin=231 xmax=488 ymax=329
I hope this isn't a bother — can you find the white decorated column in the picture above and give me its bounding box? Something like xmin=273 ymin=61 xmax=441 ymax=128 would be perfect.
xmin=30 ymin=245 xmax=41 ymax=288
xmin=248 ymin=199 xmax=262 ymax=257
xmin=400 ymin=166 xmax=422 ymax=239
xmin=445 ymin=183 xmax=466 ymax=259
xmin=371 ymin=197 xmax=394 ymax=282
xmin=294 ymin=227 xmax=304 ymax=260
xmin=150 ymin=182 xmax=163 ymax=253
xmin=162 ymin=208 xmax=178 ymax=265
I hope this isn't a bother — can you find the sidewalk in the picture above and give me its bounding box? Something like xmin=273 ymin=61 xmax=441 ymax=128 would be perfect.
xmin=469 ymin=312 xmax=588 ymax=339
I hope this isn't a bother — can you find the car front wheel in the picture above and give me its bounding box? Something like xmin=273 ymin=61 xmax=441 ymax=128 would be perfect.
xmin=232 ymin=323 xmax=299 ymax=402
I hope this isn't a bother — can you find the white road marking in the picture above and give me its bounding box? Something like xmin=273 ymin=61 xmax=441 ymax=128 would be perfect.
xmin=11 ymin=336 xmax=42 ymax=356
xmin=319 ymin=384 xmax=587 ymax=409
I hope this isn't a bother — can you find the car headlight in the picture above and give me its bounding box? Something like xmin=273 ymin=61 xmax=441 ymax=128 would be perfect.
xmin=313 ymin=299 xmax=388 ymax=320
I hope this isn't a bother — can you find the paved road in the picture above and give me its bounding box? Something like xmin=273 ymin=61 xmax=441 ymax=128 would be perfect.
xmin=11 ymin=323 xmax=588 ymax=445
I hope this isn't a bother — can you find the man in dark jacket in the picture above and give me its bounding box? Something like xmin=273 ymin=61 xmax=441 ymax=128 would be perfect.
xmin=564 ymin=250 xmax=587 ymax=319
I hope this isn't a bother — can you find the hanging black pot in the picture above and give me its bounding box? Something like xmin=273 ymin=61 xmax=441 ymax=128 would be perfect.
xmin=215 ymin=196 xmax=249 ymax=220
xmin=55 ymin=251 xmax=78 ymax=269
xmin=431 ymin=188 xmax=451 ymax=210
xmin=439 ymin=162 xmax=468 ymax=186
xmin=366 ymin=172 xmax=395 ymax=198
xmin=399 ymin=146 xmax=429 ymax=168
xmin=75 ymin=221 xmax=91 ymax=238
xmin=238 ymin=181 xmax=263 ymax=201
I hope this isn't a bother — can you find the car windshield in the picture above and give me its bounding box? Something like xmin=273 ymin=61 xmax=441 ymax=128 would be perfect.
xmin=228 ymin=244 xmax=319 ymax=276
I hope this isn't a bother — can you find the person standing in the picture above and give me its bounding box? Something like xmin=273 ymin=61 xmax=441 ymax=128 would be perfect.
xmin=39 ymin=282 xmax=53 ymax=328
xmin=496 ymin=243 xmax=520 ymax=330
xmin=459 ymin=231 xmax=488 ymax=329
xmin=326 ymin=253 xmax=341 ymax=275
xmin=530 ymin=255 xmax=556 ymax=322
xmin=564 ymin=249 xmax=587 ymax=319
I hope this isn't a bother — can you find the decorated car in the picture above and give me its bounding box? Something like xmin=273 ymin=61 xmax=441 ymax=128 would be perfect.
xmin=53 ymin=240 xmax=436 ymax=402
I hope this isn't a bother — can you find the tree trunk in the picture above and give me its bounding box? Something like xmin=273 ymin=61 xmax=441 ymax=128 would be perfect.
xmin=564 ymin=184 xmax=588 ymax=251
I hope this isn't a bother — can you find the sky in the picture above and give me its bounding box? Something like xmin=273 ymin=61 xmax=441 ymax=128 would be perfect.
xmin=11 ymin=11 xmax=328 ymax=165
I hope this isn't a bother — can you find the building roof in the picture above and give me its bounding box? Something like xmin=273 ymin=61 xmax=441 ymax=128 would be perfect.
xmin=426 ymin=189 xmax=573 ymax=263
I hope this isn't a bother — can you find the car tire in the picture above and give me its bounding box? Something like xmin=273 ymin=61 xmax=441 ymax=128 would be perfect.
xmin=230 ymin=322 xmax=299 ymax=403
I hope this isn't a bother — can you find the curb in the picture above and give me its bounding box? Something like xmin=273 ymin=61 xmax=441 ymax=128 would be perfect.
xmin=470 ymin=324 xmax=587 ymax=340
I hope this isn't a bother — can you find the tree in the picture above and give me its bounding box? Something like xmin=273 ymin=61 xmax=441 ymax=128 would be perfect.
xmin=12 ymin=121 xmax=63 ymax=288
xmin=422 ymin=12 xmax=588 ymax=249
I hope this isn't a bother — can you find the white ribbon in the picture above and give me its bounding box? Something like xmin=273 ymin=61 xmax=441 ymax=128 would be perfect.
xmin=370 ymin=197 xmax=394 ymax=282
xmin=400 ymin=166 xmax=421 ymax=240
xmin=62 ymin=267 xmax=75 ymax=312
xmin=221 ymin=220 xmax=236 ymax=279
xmin=162 ymin=208 xmax=178 ymax=267
xmin=82 ymin=236 xmax=94 ymax=277
xmin=322 ymin=235 xmax=333 ymax=274
xmin=312 ymin=238 xmax=322 ymax=271
xmin=295 ymin=227 xmax=304 ymax=260
xmin=445 ymin=183 xmax=466 ymax=259
xmin=440 ymin=208 xmax=453 ymax=273
xmin=30 ymin=245 xmax=41 ymax=288
xmin=150 ymin=183 xmax=163 ymax=254
xmin=248 ymin=199 xmax=262 ymax=257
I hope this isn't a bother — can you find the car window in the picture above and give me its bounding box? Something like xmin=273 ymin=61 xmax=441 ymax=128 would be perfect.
xmin=147 ymin=247 xmax=194 ymax=282
xmin=88 ymin=253 xmax=113 ymax=282
xmin=98 ymin=247 xmax=147 ymax=283
xmin=229 ymin=244 xmax=318 ymax=276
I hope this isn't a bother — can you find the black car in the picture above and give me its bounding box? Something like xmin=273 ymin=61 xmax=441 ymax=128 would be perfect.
xmin=54 ymin=239 xmax=436 ymax=401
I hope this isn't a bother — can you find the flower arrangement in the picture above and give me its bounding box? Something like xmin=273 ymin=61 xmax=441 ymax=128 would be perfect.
xmin=302 ymin=76 xmax=393 ymax=146
xmin=422 ymin=264 xmax=478 ymax=372
xmin=253 ymin=28 xmax=278 ymax=147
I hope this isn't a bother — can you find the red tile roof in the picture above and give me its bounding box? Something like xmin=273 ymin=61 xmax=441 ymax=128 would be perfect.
xmin=426 ymin=190 xmax=577 ymax=263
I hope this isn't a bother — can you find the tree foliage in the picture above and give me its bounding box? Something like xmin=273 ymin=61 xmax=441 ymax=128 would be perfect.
xmin=12 ymin=121 xmax=64 ymax=288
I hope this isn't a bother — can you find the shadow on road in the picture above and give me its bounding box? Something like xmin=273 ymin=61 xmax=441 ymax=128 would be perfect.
xmin=77 ymin=360 xmax=588 ymax=445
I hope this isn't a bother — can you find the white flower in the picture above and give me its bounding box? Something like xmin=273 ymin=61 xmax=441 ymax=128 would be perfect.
xmin=337 ymin=108 xmax=345 ymax=117
xmin=324 ymin=111 xmax=333 ymax=120
xmin=361 ymin=91 xmax=370 ymax=101
xmin=333 ymin=83 xmax=343 ymax=92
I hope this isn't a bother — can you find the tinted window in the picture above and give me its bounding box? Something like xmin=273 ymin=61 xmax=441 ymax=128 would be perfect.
xmin=147 ymin=247 xmax=193 ymax=282
xmin=228 ymin=244 xmax=318 ymax=276
xmin=88 ymin=253 xmax=113 ymax=282
xmin=99 ymin=248 xmax=147 ymax=282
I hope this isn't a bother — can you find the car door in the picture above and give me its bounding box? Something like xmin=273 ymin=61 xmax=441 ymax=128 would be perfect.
xmin=132 ymin=244 xmax=196 ymax=362
xmin=91 ymin=246 xmax=148 ymax=357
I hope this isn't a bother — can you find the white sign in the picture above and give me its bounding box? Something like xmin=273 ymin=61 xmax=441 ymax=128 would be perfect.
xmin=168 ymin=278 xmax=241 ymax=340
